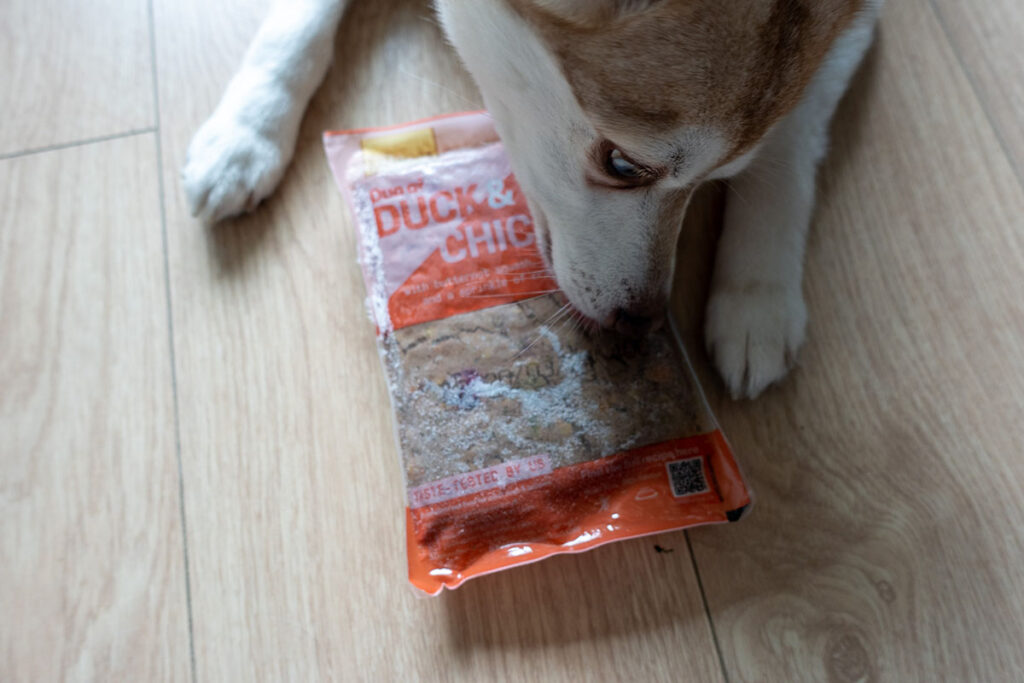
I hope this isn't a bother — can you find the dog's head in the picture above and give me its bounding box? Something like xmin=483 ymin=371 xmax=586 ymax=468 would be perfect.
xmin=437 ymin=0 xmax=862 ymax=333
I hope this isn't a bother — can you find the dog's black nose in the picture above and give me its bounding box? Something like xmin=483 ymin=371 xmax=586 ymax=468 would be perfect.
xmin=605 ymin=306 xmax=666 ymax=337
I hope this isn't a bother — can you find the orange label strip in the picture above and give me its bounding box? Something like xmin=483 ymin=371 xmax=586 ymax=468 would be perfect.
xmin=406 ymin=430 xmax=750 ymax=594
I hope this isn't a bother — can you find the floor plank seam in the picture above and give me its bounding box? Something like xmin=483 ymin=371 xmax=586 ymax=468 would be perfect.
xmin=146 ymin=2 xmax=198 ymax=681
xmin=685 ymin=532 xmax=731 ymax=683
xmin=927 ymin=0 xmax=1024 ymax=189
xmin=0 ymin=128 xmax=158 ymax=162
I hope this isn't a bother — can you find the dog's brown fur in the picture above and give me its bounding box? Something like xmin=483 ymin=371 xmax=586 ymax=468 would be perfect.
xmin=512 ymin=0 xmax=863 ymax=159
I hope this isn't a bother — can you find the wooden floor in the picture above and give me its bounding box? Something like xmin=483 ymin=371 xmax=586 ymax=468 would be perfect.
xmin=3 ymin=0 xmax=1023 ymax=680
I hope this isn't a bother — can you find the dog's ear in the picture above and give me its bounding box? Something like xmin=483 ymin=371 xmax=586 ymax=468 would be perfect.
xmin=525 ymin=0 xmax=664 ymax=24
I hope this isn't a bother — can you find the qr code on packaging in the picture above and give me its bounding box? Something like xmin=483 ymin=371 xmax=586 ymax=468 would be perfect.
xmin=666 ymin=457 xmax=709 ymax=498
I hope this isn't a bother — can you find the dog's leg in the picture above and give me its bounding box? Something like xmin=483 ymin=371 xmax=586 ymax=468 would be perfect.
xmin=183 ymin=0 xmax=348 ymax=222
xmin=705 ymin=9 xmax=881 ymax=399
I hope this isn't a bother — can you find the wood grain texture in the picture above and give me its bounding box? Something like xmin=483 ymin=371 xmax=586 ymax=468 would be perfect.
xmin=0 ymin=0 xmax=155 ymax=156
xmin=930 ymin=0 xmax=1024 ymax=181
xmin=5 ymin=0 xmax=1019 ymax=679
xmin=154 ymin=0 xmax=725 ymax=680
xmin=677 ymin=0 xmax=1024 ymax=680
xmin=0 ymin=136 xmax=190 ymax=681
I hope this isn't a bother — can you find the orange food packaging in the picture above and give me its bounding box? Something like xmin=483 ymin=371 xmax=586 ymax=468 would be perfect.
xmin=323 ymin=111 xmax=753 ymax=595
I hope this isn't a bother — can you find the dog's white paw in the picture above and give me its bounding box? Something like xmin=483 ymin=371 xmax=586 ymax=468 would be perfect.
xmin=182 ymin=115 xmax=289 ymax=223
xmin=705 ymin=282 xmax=807 ymax=399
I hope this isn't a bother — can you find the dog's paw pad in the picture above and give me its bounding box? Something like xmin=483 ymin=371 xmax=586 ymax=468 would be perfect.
xmin=182 ymin=116 xmax=288 ymax=223
xmin=705 ymin=283 xmax=807 ymax=399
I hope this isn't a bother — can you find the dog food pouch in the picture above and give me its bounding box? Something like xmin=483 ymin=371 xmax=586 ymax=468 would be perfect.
xmin=324 ymin=112 xmax=752 ymax=595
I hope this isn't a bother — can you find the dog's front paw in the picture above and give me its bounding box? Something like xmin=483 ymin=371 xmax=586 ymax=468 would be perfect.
xmin=182 ymin=115 xmax=289 ymax=223
xmin=705 ymin=282 xmax=807 ymax=399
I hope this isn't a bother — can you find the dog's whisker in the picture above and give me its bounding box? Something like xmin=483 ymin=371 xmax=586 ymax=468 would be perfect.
xmin=513 ymin=303 xmax=571 ymax=360
xmin=505 ymin=271 xmax=554 ymax=278
xmin=540 ymin=303 xmax=573 ymax=330
xmin=557 ymin=311 xmax=577 ymax=338
xmin=566 ymin=310 xmax=586 ymax=337
xmin=463 ymin=289 xmax=560 ymax=299
xmin=512 ymin=274 xmax=558 ymax=282
xmin=724 ymin=180 xmax=752 ymax=209
xmin=397 ymin=65 xmax=486 ymax=112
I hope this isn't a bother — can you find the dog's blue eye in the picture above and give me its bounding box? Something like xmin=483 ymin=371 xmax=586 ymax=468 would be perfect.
xmin=598 ymin=147 xmax=655 ymax=187
xmin=602 ymin=148 xmax=643 ymax=179
xmin=594 ymin=143 xmax=658 ymax=188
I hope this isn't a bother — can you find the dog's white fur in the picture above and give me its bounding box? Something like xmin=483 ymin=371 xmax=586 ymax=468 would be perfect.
xmin=184 ymin=0 xmax=882 ymax=398
xmin=704 ymin=10 xmax=880 ymax=396
xmin=183 ymin=0 xmax=346 ymax=221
